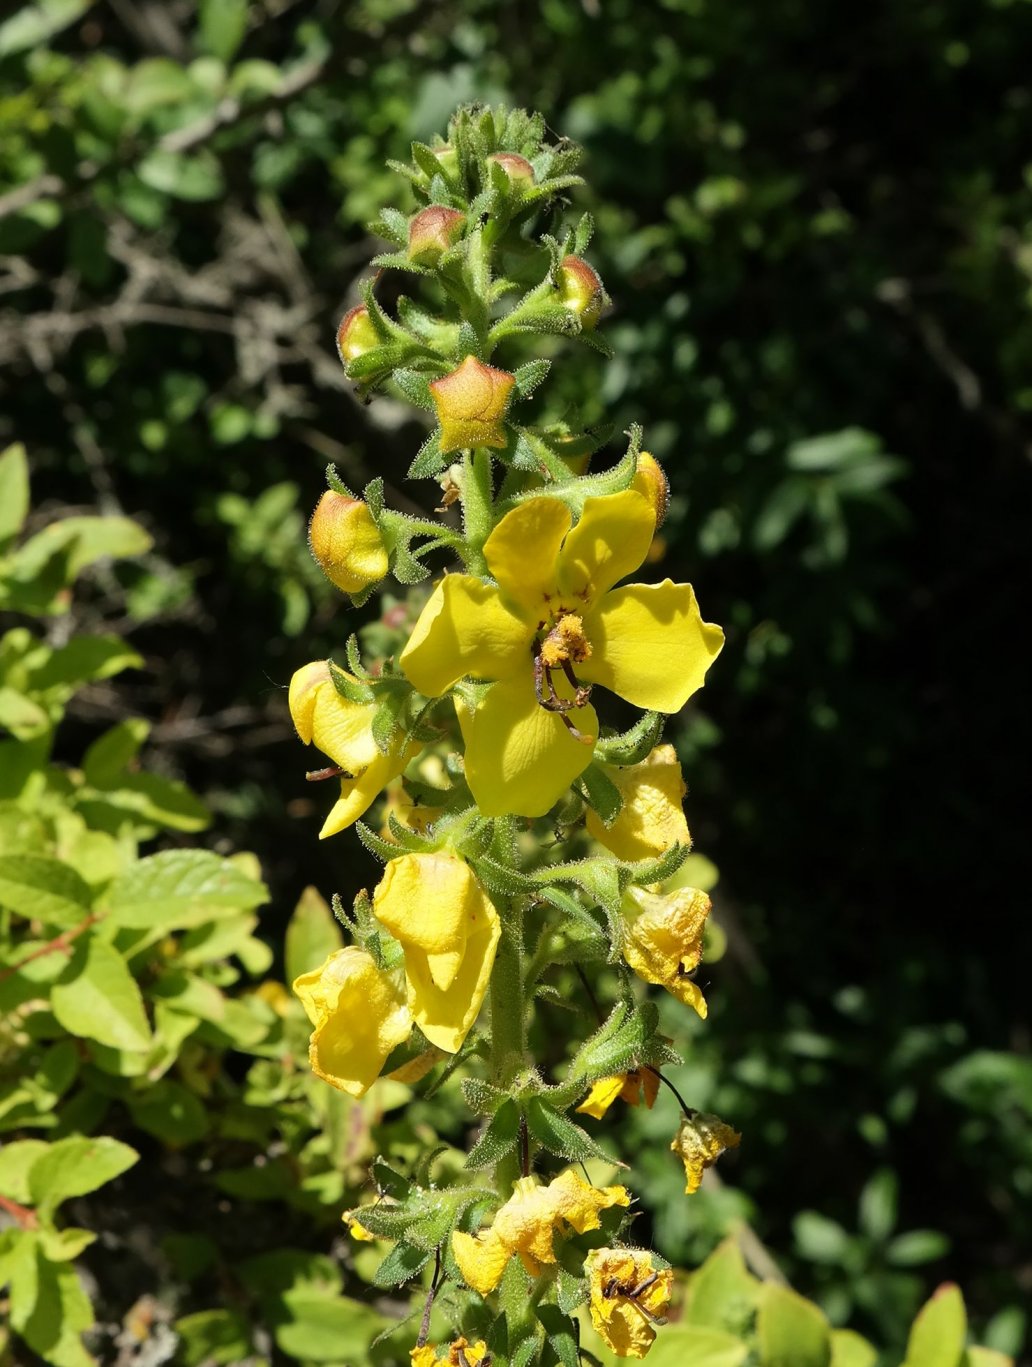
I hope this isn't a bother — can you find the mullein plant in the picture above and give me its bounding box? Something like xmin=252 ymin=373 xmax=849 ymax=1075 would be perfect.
xmin=289 ymin=106 xmax=739 ymax=1365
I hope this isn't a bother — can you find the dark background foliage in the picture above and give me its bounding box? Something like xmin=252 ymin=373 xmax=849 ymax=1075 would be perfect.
xmin=2 ymin=0 xmax=1030 ymax=1356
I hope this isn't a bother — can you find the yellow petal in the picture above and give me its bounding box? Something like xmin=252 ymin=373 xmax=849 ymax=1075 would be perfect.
xmin=483 ymin=497 xmax=571 ymax=614
xmin=548 ymin=1169 xmax=630 ymax=1236
xmin=585 ymin=1248 xmax=673 ymax=1359
xmin=400 ymin=575 xmax=531 ymax=697
xmin=288 ymin=661 xmax=332 ymax=743
xmin=310 ymin=681 xmax=380 ymax=772
xmin=460 ymin=673 xmax=597 ymax=818
xmin=410 ymin=1348 xmax=439 ymax=1367
xmin=292 ymin=947 xmax=411 ymax=1097
xmin=372 ymin=852 xmax=501 ymax=1053
xmin=452 ymin=1227 xmax=511 ymax=1297
xmin=430 ymin=356 xmax=515 ymax=453
xmin=585 ymin=743 xmax=690 ymax=862
xmin=556 ymin=491 xmax=655 ymax=603
xmin=576 ymin=1075 xmax=627 ymax=1120
xmin=581 ymin=581 xmax=724 ymax=712
xmin=319 ymin=742 xmax=416 ymax=838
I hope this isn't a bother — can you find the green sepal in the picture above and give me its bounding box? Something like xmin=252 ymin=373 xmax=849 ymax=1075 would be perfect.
xmin=537 ymin=1304 xmax=580 ymax=1367
xmin=370 ymin=693 xmax=403 ymax=756
xmin=556 ymin=1267 xmax=587 ymax=1316
xmin=408 ymin=430 xmax=447 ymax=479
xmin=624 ymin=842 xmax=691 ymax=888
xmin=411 ymin=140 xmax=443 ymax=182
xmin=369 ymin=206 xmax=409 ymax=247
xmin=525 ymin=1098 xmax=614 ymax=1164
xmin=327 ymin=659 xmax=374 ymax=705
xmin=363 ymin=477 xmax=385 ymax=519
xmin=344 ymin=634 xmax=369 ymax=679
xmin=513 ymin=359 xmax=551 ymax=398
xmin=391 ymin=368 xmax=437 ymax=410
xmin=578 ymin=762 xmax=623 ymax=828
xmin=464 ymin=1098 xmax=522 ymax=1169
xmin=536 ymin=887 xmax=607 ymax=941
xmin=595 ymin=712 xmax=664 ymax=766
xmin=573 ymin=212 xmax=594 ymax=255
xmin=354 ymin=822 xmax=404 ymax=864
xmin=325 ymin=463 xmax=355 ymax=498
xmin=462 ymin=1077 xmax=511 ymax=1114
xmin=370 ymin=250 xmax=432 ymax=276
xmin=384 ymin=812 xmax=435 ymax=852
xmin=457 ymin=320 xmax=482 ymax=359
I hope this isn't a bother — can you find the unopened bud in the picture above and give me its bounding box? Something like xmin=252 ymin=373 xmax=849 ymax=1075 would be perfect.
xmin=632 ymin=451 xmax=670 ymax=528
xmin=488 ymin=152 xmax=535 ymax=185
xmin=430 ymin=355 xmax=516 ymax=453
xmin=308 ymin=491 xmax=388 ymax=595
xmin=336 ymin=305 xmax=379 ymax=364
xmin=559 ymin=255 xmax=605 ymax=329
xmin=408 ymin=205 xmax=465 ymax=264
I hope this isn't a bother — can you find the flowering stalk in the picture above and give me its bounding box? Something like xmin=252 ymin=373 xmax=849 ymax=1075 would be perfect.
xmin=288 ymin=105 xmax=737 ymax=1363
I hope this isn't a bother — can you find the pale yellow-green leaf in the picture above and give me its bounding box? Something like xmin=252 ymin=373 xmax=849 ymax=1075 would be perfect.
xmin=757 ymin=1282 xmax=831 ymax=1367
xmin=831 ymin=1328 xmax=878 ymax=1367
xmin=684 ymin=1237 xmax=759 ymax=1334
xmin=0 ymin=443 xmax=29 ymax=548
xmin=902 ymin=1284 xmax=967 ymax=1367
xmin=285 ymin=885 xmax=344 ymax=987
xmin=105 ymin=848 xmax=267 ymax=930
xmin=50 ymin=936 xmax=152 ymax=1052
xmin=28 ymin=1134 xmax=138 ymax=1215
xmin=0 ymin=853 xmax=93 ymax=928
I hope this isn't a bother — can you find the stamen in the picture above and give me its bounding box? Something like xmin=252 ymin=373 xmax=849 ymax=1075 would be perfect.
xmin=305 ymin=765 xmax=348 ymax=782
xmin=558 ymin=710 xmax=595 ymax=745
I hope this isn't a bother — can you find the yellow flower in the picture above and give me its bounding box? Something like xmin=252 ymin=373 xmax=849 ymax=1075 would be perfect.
xmin=410 ymin=1349 xmax=439 ymax=1367
xmin=372 ymin=852 xmax=501 ymax=1053
xmin=308 ymin=491 xmax=388 ymax=595
xmin=671 ymin=1113 xmax=741 ymax=1194
xmin=585 ymin=1248 xmax=673 ymax=1359
xmin=585 ymin=744 xmax=690 ymax=862
xmin=576 ymin=1068 xmax=660 ymax=1120
xmin=400 ymin=491 xmax=723 ymax=818
xmin=292 ymin=947 xmax=411 ymax=1097
xmin=430 ymin=355 xmax=516 ymax=453
xmin=409 ymin=1341 xmax=490 ymax=1367
xmin=289 ymin=661 xmax=417 ymax=837
xmin=452 ymin=1170 xmax=630 ymax=1296
xmin=345 ymin=1216 xmax=376 ymax=1241
xmin=621 ymin=885 xmax=712 ymax=1019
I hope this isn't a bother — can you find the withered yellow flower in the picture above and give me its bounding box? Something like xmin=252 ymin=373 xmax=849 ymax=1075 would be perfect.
xmin=585 ymin=743 xmax=690 ymax=862
xmin=430 ymin=355 xmax=516 ymax=453
xmin=576 ymin=1068 xmax=660 ymax=1120
xmin=289 ymin=661 xmax=417 ymax=837
xmin=585 ymin=1248 xmax=673 ymax=1359
xmin=401 ymin=490 xmax=723 ymax=817
xmin=452 ymin=1170 xmax=630 ymax=1296
xmin=621 ymin=885 xmax=712 ymax=1018
xmin=372 ymin=851 xmax=500 ymax=1053
xmin=292 ymin=947 xmax=411 ymax=1097
xmin=671 ymin=1112 xmax=741 ymax=1194
xmin=409 ymin=1341 xmax=490 ymax=1367
xmin=308 ymin=490 xmax=388 ymax=595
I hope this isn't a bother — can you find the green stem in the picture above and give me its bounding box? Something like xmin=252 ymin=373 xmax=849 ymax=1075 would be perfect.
xmin=490 ymin=901 xmax=527 ymax=1191
xmin=460 ymin=449 xmax=494 ymax=573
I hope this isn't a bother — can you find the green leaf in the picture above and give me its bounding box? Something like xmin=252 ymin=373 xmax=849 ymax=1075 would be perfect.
xmin=830 ymin=1329 xmax=878 ymax=1367
xmin=793 ymin=1211 xmax=851 ymax=1264
xmin=0 ymin=443 xmax=29 ymax=550
xmin=197 ymin=0 xmax=248 ymax=61
xmin=902 ymin=1284 xmax=967 ymax=1367
xmin=12 ymin=1245 xmax=94 ymax=1367
xmin=537 ymin=1303 xmax=578 ymax=1367
xmin=0 ymin=686 xmax=49 ymax=740
xmin=757 ymin=1283 xmax=830 ymax=1367
xmin=465 ymin=1098 xmax=521 ymax=1169
xmin=0 ymin=1139 xmax=48 ymax=1202
xmin=858 ymin=1168 xmax=897 ymax=1243
xmin=38 ymin=1227 xmax=96 ymax=1262
xmin=28 ymin=1135 xmax=137 ymax=1216
xmin=684 ymin=1239 xmax=759 ymax=1334
xmin=964 ymin=1350 xmax=1014 ymax=1367
xmin=82 ymin=717 xmax=149 ymax=785
xmin=137 ymin=149 xmax=225 ymax=202
xmin=106 ymin=848 xmax=267 ymax=929
xmin=14 ymin=515 xmax=152 ymax=582
xmin=0 ymin=854 xmax=93 ymax=928
xmin=50 ymin=935 xmax=152 ymax=1052
xmin=525 ymin=1098 xmax=613 ymax=1163
xmin=284 ymin=885 xmax=344 ymax=986
xmin=0 ymin=0 xmax=93 ymax=58
xmin=644 ymin=1326 xmax=749 ymax=1367
xmin=275 ymin=1292 xmax=382 ymax=1362
xmin=127 ymin=1079 xmax=210 ymax=1145
xmin=175 ymin=1309 xmax=251 ymax=1367
xmin=373 ymin=1238 xmax=431 ymax=1287
xmin=886 ymin=1229 xmax=950 ymax=1266
xmin=30 ymin=635 xmax=143 ymax=692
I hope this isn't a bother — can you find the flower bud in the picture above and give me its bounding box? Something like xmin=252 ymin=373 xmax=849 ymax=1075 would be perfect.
xmin=631 ymin=451 xmax=670 ymax=528
xmin=430 ymin=354 xmax=516 ymax=453
xmin=308 ymin=490 xmax=388 ymax=595
xmin=335 ymin=305 xmax=379 ymax=364
xmin=559 ymin=254 xmax=605 ymax=329
xmin=407 ymin=205 xmax=465 ymax=264
xmin=488 ymin=151 xmax=535 ymax=184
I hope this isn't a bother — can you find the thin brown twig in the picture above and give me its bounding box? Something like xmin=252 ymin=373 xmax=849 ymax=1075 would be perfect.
xmin=0 ymin=912 xmax=100 ymax=985
xmin=0 ymin=1194 xmax=38 ymax=1230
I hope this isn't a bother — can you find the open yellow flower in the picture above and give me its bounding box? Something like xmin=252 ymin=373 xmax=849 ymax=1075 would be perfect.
xmin=292 ymin=947 xmax=411 ymax=1097
xmin=621 ymin=885 xmax=711 ymax=1018
xmin=452 ymin=1170 xmax=630 ymax=1296
xmin=576 ymin=1068 xmax=660 ymax=1120
xmin=289 ymin=661 xmax=417 ymax=837
xmin=585 ymin=1248 xmax=673 ymax=1359
xmin=410 ymin=1341 xmax=490 ymax=1367
xmin=585 ymin=744 xmax=690 ymax=862
xmin=671 ymin=1113 xmax=741 ymax=1194
xmin=372 ymin=851 xmax=500 ymax=1053
xmin=400 ymin=490 xmax=723 ymax=817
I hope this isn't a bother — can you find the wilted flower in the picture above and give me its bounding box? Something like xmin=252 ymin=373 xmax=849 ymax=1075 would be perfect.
xmin=452 ymin=1170 xmax=630 ymax=1296
xmin=585 ymin=1248 xmax=673 ymax=1358
xmin=585 ymin=743 xmax=690 ymax=862
xmin=620 ymin=884 xmax=712 ymax=1018
xmin=671 ymin=1112 xmax=741 ymax=1194
xmin=292 ymin=947 xmax=411 ymax=1097
xmin=576 ymin=1068 xmax=661 ymax=1120
xmin=430 ymin=356 xmax=516 ymax=453
xmin=372 ymin=851 xmax=500 ymax=1053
